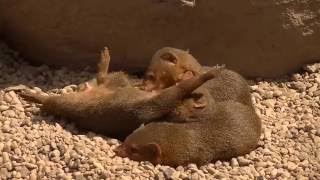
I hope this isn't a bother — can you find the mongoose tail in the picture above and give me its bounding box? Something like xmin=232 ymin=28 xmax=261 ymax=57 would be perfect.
xmin=19 ymin=91 xmax=48 ymax=104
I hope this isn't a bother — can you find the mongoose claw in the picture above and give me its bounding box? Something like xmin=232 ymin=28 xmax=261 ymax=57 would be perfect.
xmin=214 ymin=64 xmax=226 ymax=69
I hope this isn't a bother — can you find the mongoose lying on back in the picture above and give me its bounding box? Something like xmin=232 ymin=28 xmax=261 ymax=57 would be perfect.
xmin=78 ymin=47 xmax=140 ymax=91
xmin=115 ymin=87 xmax=262 ymax=166
xmin=142 ymin=47 xmax=253 ymax=106
xmin=20 ymin=48 xmax=223 ymax=139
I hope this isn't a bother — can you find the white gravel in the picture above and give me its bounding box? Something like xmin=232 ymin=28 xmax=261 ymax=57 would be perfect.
xmin=0 ymin=42 xmax=319 ymax=179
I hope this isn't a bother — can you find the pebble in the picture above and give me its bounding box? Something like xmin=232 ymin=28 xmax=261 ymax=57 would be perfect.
xmin=2 ymin=152 xmax=10 ymax=162
xmin=262 ymin=99 xmax=276 ymax=108
xmin=230 ymin=158 xmax=239 ymax=167
xmin=0 ymin=105 xmax=9 ymax=111
xmin=237 ymin=157 xmax=251 ymax=166
xmin=287 ymin=162 xmax=297 ymax=171
xmin=292 ymin=82 xmax=306 ymax=92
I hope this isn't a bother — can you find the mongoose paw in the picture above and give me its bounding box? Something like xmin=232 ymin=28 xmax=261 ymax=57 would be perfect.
xmin=214 ymin=64 xmax=226 ymax=69
xmin=178 ymin=71 xmax=195 ymax=81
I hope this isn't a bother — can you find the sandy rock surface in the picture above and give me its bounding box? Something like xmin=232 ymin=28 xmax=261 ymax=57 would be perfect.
xmin=0 ymin=42 xmax=319 ymax=179
xmin=1 ymin=0 xmax=319 ymax=77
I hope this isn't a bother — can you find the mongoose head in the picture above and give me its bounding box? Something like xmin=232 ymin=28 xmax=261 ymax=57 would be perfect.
xmin=142 ymin=47 xmax=202 ymax=91
xmin=115 ymin=141 xmax=162 ymax=165
xmin=168 ymin=87 xmax=215 ymax=122
xmin=114 ymin=88 xmax=214 ymax=165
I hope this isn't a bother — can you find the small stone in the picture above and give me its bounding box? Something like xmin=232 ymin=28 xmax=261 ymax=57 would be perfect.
xmin=255 ymin=162 xmax=267 ymax=168
xmin=2 ymin=125 xmax=11 ymax=133
xmin=188 ymin=163 xmax=198 ymax=171
xmin=0 ymin=105 xmax=9 ymax=111
xmin=314 ymin=90 xmax=320 ymax=96
xmin=230 ymin=158 xmax=239 ymax=167
xmin=287 ymin=162 xmax=297 ymax=171
xmin=308 ymin=84 xmax=318 ymax=93
xmin=33 ymin=87 xmax=42 ymax=93
xmin=207 ymin=167 xmax=216 ymax=175
xmin=3 ymin=94 xmax=12 ymax=103
xmin=264 ymin=129 xmax=272 ymax=140
xmin=8 ymin=91 xmax=21 ymax=104
xmin=191 ymin=173 xmax=199 ymax=180
xmin=131 ymin=168 xmax=143 ymax=174
xmin=163 ymin=167 xmax=178 ymax=179
xmin=4 ymin=84 xmax=28 ymax=92
xmin=292 ymin=82 xmax=306 ymax=92
xmin=2 ymin=152 xmax=10 ymax=162
xmin=107 ymin=139 xmax=118 ymax=145
xmin=17 ymin=166 xmax=30 ymax=178
xmin=214 ymin=172 xmax=227 ymax=179
xmin=270 ymin=169 xmax=278 ymax=177
xmin=4 ymin=162 xmax=13 ymax=170
xmin=29 ymin=171 xmax=37 ymax=180
xmin=14 ymin=104 xmax=24 ymax=112
xmin=304 ymin=63 xmax=320 ymax=73
xmin=2 ymin=110 xmax=16 ymax=118
xmin=0 ymin=168 xmax=9 ymax=179
xmin=155 ymin=172 xmax=165 ymax=180
xmin=316 ymin=128 xmax=320 ymax=136
xmin=273 ymin=90 xmax=283 ymax=97
xmin=263 ymin=99 xmax=276 ymax=108
xmin=25 ymin=163 xmax=38 ymax=169
xmin=50 ymin=150 xmax=61 ymax=158
xmin=237 ymin=157 xmax=251 ymax=166
xmin=93 ymin=161 xmax=104 ymax=170
xmin=179 ymin=172 xmax=189 ymax=179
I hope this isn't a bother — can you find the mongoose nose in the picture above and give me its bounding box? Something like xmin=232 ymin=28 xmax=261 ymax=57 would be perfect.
xmin=114 ymin=145 xmax=126 ymax=157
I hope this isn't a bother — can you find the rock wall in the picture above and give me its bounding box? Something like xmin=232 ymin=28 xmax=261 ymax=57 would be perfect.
xmin=0 ymin=0 xmax=319 ymax=77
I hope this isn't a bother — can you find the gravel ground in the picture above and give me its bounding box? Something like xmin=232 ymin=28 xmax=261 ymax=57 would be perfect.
xmin=0 ymin=42 xmax=319 ymax=180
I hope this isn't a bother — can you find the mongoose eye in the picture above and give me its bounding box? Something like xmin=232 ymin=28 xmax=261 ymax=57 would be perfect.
xmin=130 ymin=145 xmax=139 ymax=153
xmin=191 ymin=93 xmax=207 ymax=109
xmin=146 ymin=74 xmax=155 ymax=81
xmin=160 ymin=52 xmax=177 ymax=64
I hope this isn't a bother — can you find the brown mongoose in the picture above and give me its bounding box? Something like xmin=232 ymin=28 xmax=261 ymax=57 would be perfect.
xmin=142 ymin=47 xmax=253 ymax=106
xmin=78 ymin=47 xmax=139 ymax=91
xmin=19 ymin=64 xmax=224 ymax=139
xmin=115 ymin=88 xmax=261 ymax=166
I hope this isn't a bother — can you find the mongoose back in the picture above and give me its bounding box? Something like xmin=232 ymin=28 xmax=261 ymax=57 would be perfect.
xmin=115 ymin=87 xmax=261 ymax=166
xmin=142 ymin=47 xmax=253 ymax=106
xmin=20 ymin=49 xmax=223 ymax=139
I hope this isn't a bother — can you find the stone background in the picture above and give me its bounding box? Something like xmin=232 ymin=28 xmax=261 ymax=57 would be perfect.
xmin=0 ymin=0 xmax=319 ymax=77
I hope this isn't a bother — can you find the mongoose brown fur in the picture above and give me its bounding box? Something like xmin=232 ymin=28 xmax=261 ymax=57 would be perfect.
xmin=115 ymin=87 xmax=261 ymax=166
xmin=19 ymin=48 xmax=224 ymax=139
xmin=142 ymin=47 xmax=253 ymax=106
xmin=77 ymin=48 xmax=139 ymax=91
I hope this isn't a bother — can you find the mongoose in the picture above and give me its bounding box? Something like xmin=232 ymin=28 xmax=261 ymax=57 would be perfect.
xmin=115 ymin=87 xmax=261 ymax=166
xmin=142 ymin=47 xmax=253 ymax=106
xmin=19 ymin=49 xmax=224 ymax=139
xmin=78 ymin=47 xmax=139 ymax=91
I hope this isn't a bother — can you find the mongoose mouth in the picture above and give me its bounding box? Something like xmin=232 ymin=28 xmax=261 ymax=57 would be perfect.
xmin=177 ymin=70 xmax=196 ymax=82
xmin=114 ymin=144 xmax=126 ymax=157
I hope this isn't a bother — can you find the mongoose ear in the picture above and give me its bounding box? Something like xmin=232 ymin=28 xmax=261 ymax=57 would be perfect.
xmin=146 ymin=143 xmax=162 ymax=163
xmin=160 ymin=52 xmax=177 ymax=64
xmin=192 ymin=94 xmax=207 ymax=108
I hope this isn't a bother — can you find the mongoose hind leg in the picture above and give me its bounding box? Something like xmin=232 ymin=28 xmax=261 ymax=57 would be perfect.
xmin=78 ymin=47 xmax=111 ymax=92
xmin=96 ymin=47 xmax=110 ymax=86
